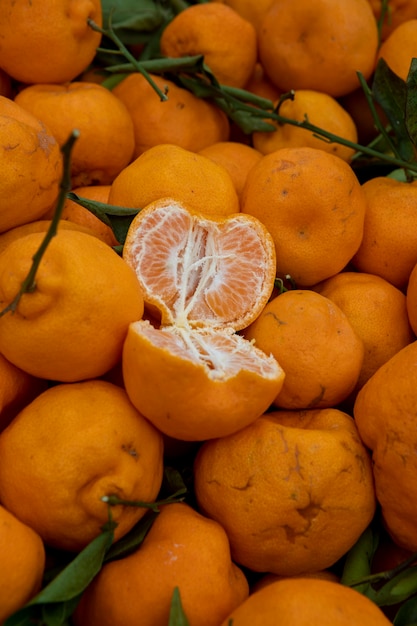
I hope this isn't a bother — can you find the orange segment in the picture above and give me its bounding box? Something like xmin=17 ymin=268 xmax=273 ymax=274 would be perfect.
xmin=123 ymin=198 xmax=276 ymax=330
xmin=122 ymin=321 xmax=285 ymax=441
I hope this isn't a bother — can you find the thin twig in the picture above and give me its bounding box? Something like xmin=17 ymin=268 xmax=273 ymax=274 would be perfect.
xmin=0 ymin=129 xmax=79 ymax=318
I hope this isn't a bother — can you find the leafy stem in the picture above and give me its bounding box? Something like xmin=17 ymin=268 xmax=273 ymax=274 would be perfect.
xmin=0 ymin=129 xmax=79 ymax=319
xmin=93 ymin=18 xmax=417 ymax=176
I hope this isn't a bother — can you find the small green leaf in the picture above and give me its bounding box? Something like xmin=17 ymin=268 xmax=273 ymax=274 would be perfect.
xmin=393 ymin=595 xmax=417 ymax=625
xmin=341 ymin=525 xmax=379 ymax=595
xmin=387 ymin=168 xmax=414 ymax=181
xmin=373 ymin=566 xmax=417 ymax=607
xmin=405 ymin=58 xmax=417 ymax=148
xmin=168 ymin=587 xmax=191 ymax=626
xmin=66 ymin=192 xmax=139 ymax=245
xmin=372 ymin=58 xmax=415 ymax=162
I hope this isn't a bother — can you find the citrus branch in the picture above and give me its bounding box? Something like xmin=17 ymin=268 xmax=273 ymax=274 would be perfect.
xmin=88 ymin=16 xmax=168 ymax=101
xmin=0 ymin=129 xmax=79 ymax=318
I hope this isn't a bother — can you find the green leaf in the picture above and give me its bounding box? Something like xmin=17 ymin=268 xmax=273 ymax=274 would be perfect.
xmin=168 ymin=587 xmax=191 ymax=626
xmin=341 ymin=525 xmax=379 ymax=595
xmin=66 ymin=192 xmax=139 ymax=246
xmin=4 ymin=525 xmax=114 ymax=626
xmin=393 ymin=595 xmax=417 ymax=625
xmin=387 ymin=168 xmax=410 ymax=181
xmin=100 ymin=0 xmax=171 ymax=44
xmin=405 ymin=58 xmax=417 ymax=148
xmin=373 ymin=566 xmax=417 ymax=607
xmin=372 ymin=58 xmax=415 ymax=162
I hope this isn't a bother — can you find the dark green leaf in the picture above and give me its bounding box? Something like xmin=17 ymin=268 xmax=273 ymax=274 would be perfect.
xmin=405 ymin=58 xmax=417 ymax=148
xmin=66 ymin=193 xmax=139 ymax=245
xmin=168 ymin=587 xmax=191 ymax=626
xmin=4 ymin=526 xmax=114 ymax=625
xmin=372 ymin=58 xmax=415 ymax=162
xmin=101 ymin=0 xmax=170 ymax=43
xmin=393 ymin=595 xmax=417 ymax=625
xmin=372 ymin=566 xmax=417 ymax=607
xmin=341 ymin=525 xmax=379 ymax=596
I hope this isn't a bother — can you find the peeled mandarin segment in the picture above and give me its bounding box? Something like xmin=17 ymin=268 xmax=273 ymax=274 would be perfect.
xmin=123 ymin=198 xmax=277 ymax=330
xmin=122 ymin=320 xmax=285 ymax=441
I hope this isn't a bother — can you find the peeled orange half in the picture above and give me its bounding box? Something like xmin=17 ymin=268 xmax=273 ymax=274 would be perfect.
xmin=122 ymin=198 xmax=284 ymax=441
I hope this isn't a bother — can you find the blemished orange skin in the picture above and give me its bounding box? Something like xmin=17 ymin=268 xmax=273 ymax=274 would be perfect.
xmin=243 ymin=290 xmax=365 ymax=410
xmin=220 ymin=577 xmax=393 ymax=626
xmin=0 ymin=380 xmax=164 ymax=552
xmin=73 ymin=503 xmax=249 ymax=626
xmin=314 ymin=271 xmax=415 ymax=391
xmin=0 ymin=505 xmax=46 ymax=622
xmin=194 ymin=408 xmax=376 ymax=576
xmin=159 ymin=3 xmax=258 ymax=89
xmin=354 ymin=340 xmax=417 ymax=552
xmin=351 ymin=176 xmax=417 ymax=290
xmin=112 ymin=73 xmax=230 ymax=158
xmin=0 ymin=96 xmax=63 ymax=234
xmin=258 ymin=0 xmax=379 ymax=97
xmin=252 ymin=89 xmax=358 ymax=163
xmin=0 ymin=353 xmax=47 ymax=432
xmin=0 ymin=229 xmax=144 ymax=382
xmin=108 ymin=143 xmax=240 ymax=217
xmin=14 ymin=82 xmax=136 ymax=187
xmin=377 ymin=19 xmax=417 ymax=80
xmin=241 ymin=147 xmax=367 ymax=287
xmin=0 ymin=0 xmax=102 ymax=85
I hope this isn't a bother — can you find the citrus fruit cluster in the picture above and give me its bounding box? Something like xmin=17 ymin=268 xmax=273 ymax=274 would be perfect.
xmin=0 ymin=0 xmax=417 ymax=625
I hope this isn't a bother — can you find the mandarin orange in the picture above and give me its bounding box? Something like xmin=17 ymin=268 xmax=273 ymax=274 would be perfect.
xmin=314 ymin=271 xmax=415 ymax=390
xmin=0 ymin=380 xmax=164 ymax=551
xmin=14 ymin=81 xmax=135 ymax=187
xmin=112 ymin=72 xmax=230 ymax=158
xmin=73 ymin=502 xmax=249 ymax=626
xmin=122 ymin=197 xmax=284 ymax=441
xmin=220 ymin=577 xmax=393 ymax=626
xmin=0 ymin=229 xmax=144 ymax=382
xmin=108 ymin=143 xmax=240 ymax=217
xmin=258 ymin=0 xmax=379 ymax=97
xmin=0 ymin=504 xmax=46 ymax=622
xmin=252 ymin=89 xmax=358 ymax=162
xmin=159 ymin=3 xmax=257 ymax=88
xmin=0 ymin=95 xmax=62 ymax=233
xmin=354 ymin=340 xmax=417 ymax=552
xmin=0 ymin=0 xmax=102 ymax=84
xmin=351 ymin=176 xmax=417 ymax=290
xmin=241 ymin=147 xmax=367 ymax=286
xmin=194 ymin=408 xmax=376 ymax=575
xmin=243 ymin=289 xmax=364 ymax=409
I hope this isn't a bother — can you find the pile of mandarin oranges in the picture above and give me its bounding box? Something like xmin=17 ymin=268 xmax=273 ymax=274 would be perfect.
xmin=1 ymin=0 xmax=417 ymax=624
